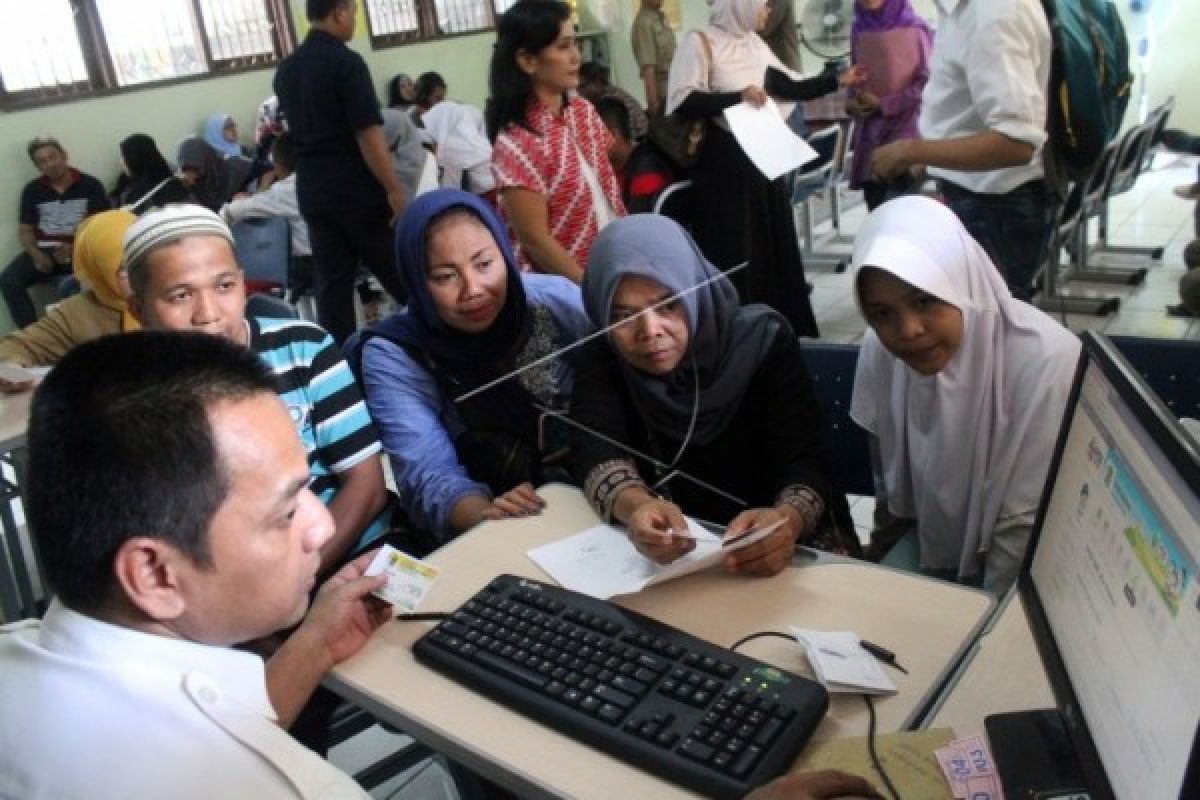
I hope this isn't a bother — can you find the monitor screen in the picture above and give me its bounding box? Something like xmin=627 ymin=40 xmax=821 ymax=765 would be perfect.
xmin=1027 ymin=334 xmax=1200 ymax=800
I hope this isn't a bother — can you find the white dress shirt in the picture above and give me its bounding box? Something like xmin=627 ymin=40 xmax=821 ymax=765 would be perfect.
xmin=919 ymin=0 xmax=1051 ymax=194
xmin=0 ymin=601 xmax=369 ymax=799
xmin=222 ymin=173 xmax=312 ymax=256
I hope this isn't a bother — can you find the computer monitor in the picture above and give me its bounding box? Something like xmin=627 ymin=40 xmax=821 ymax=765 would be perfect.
xmin=992 ymin=332 xmax=1200 ymax=800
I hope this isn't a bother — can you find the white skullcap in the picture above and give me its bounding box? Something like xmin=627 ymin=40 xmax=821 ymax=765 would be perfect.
xmin=122 ymin=203 xmax=234 ymax=269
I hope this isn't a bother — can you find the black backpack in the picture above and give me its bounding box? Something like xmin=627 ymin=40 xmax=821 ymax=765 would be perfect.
xmin=1041 ymin=0 xmax=1134 ymax=190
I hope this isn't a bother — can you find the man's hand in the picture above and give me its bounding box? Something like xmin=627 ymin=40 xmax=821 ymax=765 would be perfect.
xmin=871 ymin=139 xmax=918 ymax=180
xmin=627 ymin=497 xmax=694 ymax=564
xmin=722 ymin=507 xmax=800 ymax=577
xmin=0 ymin=377 xmax=38 ymax=394
xmin=295 ymin=549 xmax=392 ymax=669
xmin=29 ymin=250 xmax=54 ymax=274
xmin=745 ymin=769 xmax=883 ymax=800
xmin=51 ymin=244 xmax=72 ymax=266
xmin=387 ymin=190 xmax=408 ymax=226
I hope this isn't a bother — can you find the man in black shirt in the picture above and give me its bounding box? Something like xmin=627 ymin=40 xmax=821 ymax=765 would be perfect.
xmin=273 ymin=0 xmax=408 ymax=343
xmin=2 ymin=137 xmax=108 ymax=329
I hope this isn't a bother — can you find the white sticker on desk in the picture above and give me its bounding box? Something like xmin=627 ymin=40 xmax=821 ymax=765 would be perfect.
xmin=364 ymin=545 xmax=439 ymax=612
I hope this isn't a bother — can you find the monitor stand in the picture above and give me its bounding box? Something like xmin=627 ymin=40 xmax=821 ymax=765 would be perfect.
xmin=985 ymin=710 xmax=1091 ymax=800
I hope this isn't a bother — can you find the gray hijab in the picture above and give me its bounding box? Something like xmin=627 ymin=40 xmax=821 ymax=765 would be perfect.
xmin=176 ymin=137 xmax=252 ymax=212
xmin=583 ymin=215 xmax=786 ymax=446
xmin=382 ymin=108 xmax=426 ymax=199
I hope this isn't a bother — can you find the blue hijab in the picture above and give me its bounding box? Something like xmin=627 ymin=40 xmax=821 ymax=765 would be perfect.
xmin=373 ymin=188 xmax=528 ymax=363
xmin=203 ymin=114 xmax=243 ymax=158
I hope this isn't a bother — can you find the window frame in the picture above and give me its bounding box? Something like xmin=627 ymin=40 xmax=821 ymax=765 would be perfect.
xmin=363 ymin=0 xmax=506 ymax=51
xmin=0 ymin=0 xmax=296 ymax=111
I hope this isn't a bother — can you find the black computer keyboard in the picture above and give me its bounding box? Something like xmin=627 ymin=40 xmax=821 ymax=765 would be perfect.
xmin=413 ymin=574 xmax=829 ymax=799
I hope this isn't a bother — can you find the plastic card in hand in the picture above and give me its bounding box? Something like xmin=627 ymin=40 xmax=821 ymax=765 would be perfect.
xmin=790 ymin=628 xmax=896 ymax=695
xmin=0 ymin=363 xmax=50 ymax=383
xmin=364 ymin=544 xmax=439 ymax=612
xmin=527 ymin=519 xmax=783 ymax=599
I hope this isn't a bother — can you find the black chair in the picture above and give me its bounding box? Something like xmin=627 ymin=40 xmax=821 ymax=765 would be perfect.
xmin=796 ymin=340 xmax=874 ymax=498
xmin=245 ymin=292 xmax=299 ymax=320
xmin=231 ymin=216 xmax=292 ymax=299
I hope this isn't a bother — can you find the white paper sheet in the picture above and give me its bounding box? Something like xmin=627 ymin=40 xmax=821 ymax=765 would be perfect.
xmin=527 ymin=519 xmax=782 ymax=599
xmin=790 ymin=627 xmax=896 ymax=694
xmin=0 ymin=363 xmax=51 ymax=383
xmin=723 ymin=98 xmax=819 ymax=180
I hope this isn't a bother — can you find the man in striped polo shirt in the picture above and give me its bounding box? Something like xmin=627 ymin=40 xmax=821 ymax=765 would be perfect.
xmin=123 ymin=205 xmax=391 ymax=576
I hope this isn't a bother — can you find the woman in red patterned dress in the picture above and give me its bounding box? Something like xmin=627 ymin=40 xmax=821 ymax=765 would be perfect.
xmin=486 ymin=0 xmax=627 ymax=284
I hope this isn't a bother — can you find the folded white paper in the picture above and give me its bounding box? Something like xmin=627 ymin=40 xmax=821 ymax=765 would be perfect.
xmin=723 ymin=98 xmax=819 ymax=180
xmin=528 ymin=519 xmax=782 ymax=599
xmin=790 ymin=627 xmax=896 ymax=694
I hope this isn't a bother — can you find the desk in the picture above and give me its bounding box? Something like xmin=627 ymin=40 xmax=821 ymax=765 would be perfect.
xmin=926 ymin=593 xmax=1055 ymax=737
xmin=0 ymin=391 xmax=34 ymax=624
xmin=329 ymin=484 xmax=994 ymax=799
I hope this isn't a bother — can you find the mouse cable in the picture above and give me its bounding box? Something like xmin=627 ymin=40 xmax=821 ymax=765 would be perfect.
xmin=863 ymin=693 xmax=902 ymax=800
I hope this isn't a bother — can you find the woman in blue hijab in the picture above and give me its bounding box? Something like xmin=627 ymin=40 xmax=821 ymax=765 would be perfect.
xmin=350 ymin=189 xmax=590 ymax=542
xmin=570 ymin=215 xmax=859 ymax=574
xmin=203 ymin=113 xmax=245 ymax=158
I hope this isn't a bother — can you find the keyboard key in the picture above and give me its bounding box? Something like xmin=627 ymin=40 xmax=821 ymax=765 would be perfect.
xmin=594 ymin=684 xmax=635 ymax=709
xmin=679 ymin=738 xmax=714 ymax=763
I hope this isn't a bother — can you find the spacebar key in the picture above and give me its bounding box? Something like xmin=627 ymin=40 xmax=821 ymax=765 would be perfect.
xmin=470 ymin=649 xmax=549 ymax=690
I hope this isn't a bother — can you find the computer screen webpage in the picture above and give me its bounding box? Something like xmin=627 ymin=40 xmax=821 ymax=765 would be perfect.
xmin=1031 ymin=363 xmax=1200 ymax=800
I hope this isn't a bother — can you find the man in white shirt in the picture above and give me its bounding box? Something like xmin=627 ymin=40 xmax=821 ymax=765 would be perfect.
xmin=0 ymin=332 xmax=392 ymax=799
xmin=871 ymin=0 xmax=1052 ymax=301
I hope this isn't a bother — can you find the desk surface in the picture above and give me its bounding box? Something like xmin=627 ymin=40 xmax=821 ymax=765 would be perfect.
xmin=330 ymin=485 xmax=994 ymax=799
xmin=927 ymin=593 xmax=1055 ymax=737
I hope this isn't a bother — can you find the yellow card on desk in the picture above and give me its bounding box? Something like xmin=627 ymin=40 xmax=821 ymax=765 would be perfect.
xmin=794 ymin=728 xmax=956 ymax=800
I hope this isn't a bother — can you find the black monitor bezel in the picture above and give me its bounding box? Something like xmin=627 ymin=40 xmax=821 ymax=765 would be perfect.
xmin=1017 ymin=331 xmax=1200 ymax=800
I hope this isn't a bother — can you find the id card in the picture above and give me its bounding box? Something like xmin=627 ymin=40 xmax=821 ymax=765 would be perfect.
xmin=364 ymin=545 xmax=439 ymax=612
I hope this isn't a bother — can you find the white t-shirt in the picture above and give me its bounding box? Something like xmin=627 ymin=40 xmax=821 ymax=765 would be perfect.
xmin=920 ymin=0 xmax=1051 ymax=194
xmin=0 ymin=601 xmax=369 ymax=799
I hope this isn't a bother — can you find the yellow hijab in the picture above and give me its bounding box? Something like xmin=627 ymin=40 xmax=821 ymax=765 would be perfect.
xmin=72 ymin=209 xmax=140 ymax=332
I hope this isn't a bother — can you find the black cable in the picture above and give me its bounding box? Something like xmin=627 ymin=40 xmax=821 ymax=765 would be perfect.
xmin=729 ymin=630 xmax=795 ymax=652
xmin=862 ymin=694 xmax=902 ymax=800
xmin=394 ymin=612 xmax=451 ymax=621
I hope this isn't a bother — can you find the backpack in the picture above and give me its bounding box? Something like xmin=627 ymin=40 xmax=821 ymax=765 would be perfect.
xmin=1040 ymin=0 xmax=1134 ymax=188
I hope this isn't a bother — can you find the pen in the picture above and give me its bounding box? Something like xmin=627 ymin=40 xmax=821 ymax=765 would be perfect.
xmin=860 ymin=639 xmax=908 ymax=674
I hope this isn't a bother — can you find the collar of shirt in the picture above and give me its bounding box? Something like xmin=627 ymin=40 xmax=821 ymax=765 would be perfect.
xmin=39 ymin=167 xmax=82 ymax=192
xmin=37 ymin=599 xmax=276 ymax=720
xmin=933 ymin=0 xmax=963 ymax=13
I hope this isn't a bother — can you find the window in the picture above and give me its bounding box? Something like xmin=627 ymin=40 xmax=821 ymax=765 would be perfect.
xmin=0 ymin=0 xmax=294 ymax=108
xmin=364 ymin=0 xmax=511 ymax=48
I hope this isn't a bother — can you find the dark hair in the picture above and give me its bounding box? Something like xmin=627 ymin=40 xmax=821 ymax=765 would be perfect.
xmin=592 ymin=95 xmax=630 ymax=141
xmin=306 ymin=0 xmax=348 ymax=21
xmin=415 ymin=71 xmax=447 ymax=109
xmin=27 ymin=331 xmax=278 ymax=612
xmin=271 ymin=131 xmax=295 ymax=173
xmin=485 ymin=0 xmax=572 ymax=141
xmin=388 ymin=73 xmax=413 ymax=107
xmin=27 ymin=136 xmax=65 ymax=163
xmin=579 ymin=61 xmax=609 ymax=87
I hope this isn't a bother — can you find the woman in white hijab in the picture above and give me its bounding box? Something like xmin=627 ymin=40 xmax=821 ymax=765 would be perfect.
xmin=849 ymin=196 xmax=1081 ymax=593
xmin=666 ymin=0 xmax=864 ymax=338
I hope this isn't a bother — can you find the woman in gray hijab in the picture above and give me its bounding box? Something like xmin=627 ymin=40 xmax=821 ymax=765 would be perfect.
xmin=570 ymin=215 xmax=858 ymax=575
xmin=382 ymin=108 xmax=429 ymax=201
xmin=175 ymin=137 xmax=253 ymax=212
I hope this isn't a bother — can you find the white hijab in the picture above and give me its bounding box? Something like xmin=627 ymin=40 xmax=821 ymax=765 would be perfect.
xmin=666 ymin=0 xmax=802 ymax=117
xmin=849 ymin=196 xmax=1081 ymax=577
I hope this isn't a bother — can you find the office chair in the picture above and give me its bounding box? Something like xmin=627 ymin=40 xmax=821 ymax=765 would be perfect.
xmin=793 ymin=124 xmax=852 ymax=272
xmin=231 ymin=217 xmax=292 ymax=299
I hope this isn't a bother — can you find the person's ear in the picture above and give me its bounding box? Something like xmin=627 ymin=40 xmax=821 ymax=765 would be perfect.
xmin=515 ymin=49 xmax=539 ymax=77
xmin=112 ymin=537 xmax=190 ymax=623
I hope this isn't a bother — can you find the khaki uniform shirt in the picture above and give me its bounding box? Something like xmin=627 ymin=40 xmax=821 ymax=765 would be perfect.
xmin=631 ymin=7 xmax=676 ymax=110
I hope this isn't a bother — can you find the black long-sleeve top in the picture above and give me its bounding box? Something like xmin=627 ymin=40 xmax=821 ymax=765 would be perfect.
xmin=569 ymin=327 xmax=836 ymax=527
